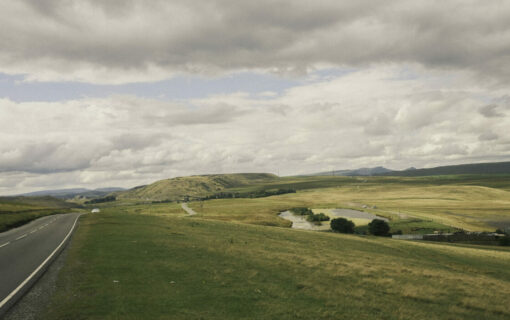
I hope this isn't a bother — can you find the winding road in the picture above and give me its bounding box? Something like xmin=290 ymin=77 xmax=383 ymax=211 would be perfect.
xmin=181 ymin=202 xmax=197 ymax=216
xmin=0 ymin=212 xmax=82 ymax=316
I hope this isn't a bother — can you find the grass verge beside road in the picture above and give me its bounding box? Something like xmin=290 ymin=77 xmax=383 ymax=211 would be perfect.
xmin=44 ymin=210 xmax=510 ymax=319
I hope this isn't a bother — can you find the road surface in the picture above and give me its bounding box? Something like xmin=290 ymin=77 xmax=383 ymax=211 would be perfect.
xmin=181 ymin=203 xmax=197 ymax=215
xmin=0 ymin=212 xmax=82 ymax=315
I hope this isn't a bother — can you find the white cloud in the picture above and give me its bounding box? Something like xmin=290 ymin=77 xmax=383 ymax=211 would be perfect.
xmin=1 ymin=65 xmax=509 ymax=193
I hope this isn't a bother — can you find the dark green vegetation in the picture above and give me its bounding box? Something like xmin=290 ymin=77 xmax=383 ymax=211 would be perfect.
xmin=368 ymin=219 xmax=390 ymax=236
xmin=84 ymin=195 xmax=116 ymax=204
xmin=331 ymin=218 xmax=355 ymax=233
xmin=45 ymin=210 xmax=510 ymax=320
xmin=306 ymin=212 xmax=329 ymax=223
xmin=0 ymin=196 xmax=77 ymax=232
xmin=378 ymin=161 xmax=510 ymax=177
xmin=201 ymin=188 xmax=296 ymax=201
xmin=290 ymin=207 xmax=314 ymax=216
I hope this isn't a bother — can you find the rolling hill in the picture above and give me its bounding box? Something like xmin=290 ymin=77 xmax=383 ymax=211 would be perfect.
xmin=116 ymin=173 xmax=278 ymax=201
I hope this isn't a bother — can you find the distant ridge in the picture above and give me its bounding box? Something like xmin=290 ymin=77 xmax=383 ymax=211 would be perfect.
xmin=20 ymin=187 xmax=126 ymax=199
xmin=378 ymin=161 xmax=510 ymax=176
xmin=312 ymin=166 xmax=393 ymax=176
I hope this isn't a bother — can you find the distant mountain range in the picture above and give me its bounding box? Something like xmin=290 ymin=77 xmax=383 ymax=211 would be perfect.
xmin=20 ymin=187 xmax=126 ymax=199
xmin=312 ymin=161 xmax=510 ymax=177
xmin=377 ymin=161 xmax=510 ymax=177
xmin=311 ymin=166 xmax=393 ymax=176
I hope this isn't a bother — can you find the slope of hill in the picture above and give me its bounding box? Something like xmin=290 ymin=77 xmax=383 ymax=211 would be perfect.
xmin=312 ymin=166 xmax=393 ymax=176
xmin=379 ymin=161 xmax=510 ymax=176
xmin=0 ymin=196 xmax=78 ymax=231
xmin=117 ymin=173 xmax=278 ymax=201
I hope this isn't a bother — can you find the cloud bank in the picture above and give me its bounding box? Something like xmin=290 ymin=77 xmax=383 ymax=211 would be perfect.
xmin=1 ymin=0 xmax=510 ymax=83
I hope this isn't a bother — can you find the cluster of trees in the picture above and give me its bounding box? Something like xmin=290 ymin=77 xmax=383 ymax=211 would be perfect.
xmin=85 ymin=195 xmax=116 ymax=204
xmin=289 ymin=207 xmax=329 ymax=225
xmin=330 ymin=218 xmax=391 ymax=236
xmin=201 ymin=188 xmax=296 ymax=200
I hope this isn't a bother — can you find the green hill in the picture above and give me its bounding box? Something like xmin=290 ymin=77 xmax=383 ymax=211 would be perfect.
xmin=117 ymin=173 xmax=278 ymax=201
xmin=0 ymin=196 xmax=78 ymax=231
xmin=379 ymin=161 xmax=510 ymax=176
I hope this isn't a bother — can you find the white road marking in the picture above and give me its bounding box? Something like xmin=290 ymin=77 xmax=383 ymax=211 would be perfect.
xmin=0 ymin=214 xmax=81 ymax=310
xmin=30 ymin=229 xmax=37 ymax=234
xmin=0 ymin=242 xmax=10 ymax=248
xmin=15 ymin=234 xmax=27 ymax=241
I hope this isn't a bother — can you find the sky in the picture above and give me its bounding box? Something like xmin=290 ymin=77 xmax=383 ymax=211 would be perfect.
xmin=1 ymin=0 xmax=510 ymax=194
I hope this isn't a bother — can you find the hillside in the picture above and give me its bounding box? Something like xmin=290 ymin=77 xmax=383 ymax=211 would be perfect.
xmin=379 ymin=161 xmax=510 ymax=177
xmin=0 ymin=196 xmax=78 ymax=231
xmin=117 ymin=173 xmax=278 ymax=201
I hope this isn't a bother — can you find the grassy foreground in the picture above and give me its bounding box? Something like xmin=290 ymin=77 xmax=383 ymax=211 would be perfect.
xmin=45 ymin=210 xmax=510 ymax=319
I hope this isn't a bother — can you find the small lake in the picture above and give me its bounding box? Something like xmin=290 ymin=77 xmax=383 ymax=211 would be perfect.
xmin=278 ymin=211 xmax=319 ymax=230
xmin=279 ymin=208 xmax=388 ymax=230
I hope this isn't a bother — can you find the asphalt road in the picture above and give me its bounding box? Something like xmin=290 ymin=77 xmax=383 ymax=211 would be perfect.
xmin=0 ymin=212 xmax=82 ymax=315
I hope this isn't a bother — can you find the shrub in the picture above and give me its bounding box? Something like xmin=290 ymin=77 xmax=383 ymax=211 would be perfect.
xmin=368 ymin=219 xmax=390 ymax=236
xmin=307 ymin=213 xmax=330 ymax=222
xmin=330 ymin=218 xmax=355 ymax=234
xmin=499 ymin=236 xmax=510 ymax=246
xmin=290 ymin=207 xmax=313 ymax=216
xmin=496 ymin=228 xmax=507 ymax=235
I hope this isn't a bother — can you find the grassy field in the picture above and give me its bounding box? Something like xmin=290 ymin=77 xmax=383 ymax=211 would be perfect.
xmin=45 ymin=210 xmax=510 ymax=319
xmin=110 ymin=174 xmax=510 ymax=232
xmin=0 ymin=196 xmax=78 ymax=232
xmin=185 ymin=182 xmax=510 ymax=232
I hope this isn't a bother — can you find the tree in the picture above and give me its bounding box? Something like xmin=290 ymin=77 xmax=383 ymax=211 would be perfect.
xmin=330 ymin=218 xmax=355 ymax=234
xmin=368 ymin=219 xmax=390 ymax=236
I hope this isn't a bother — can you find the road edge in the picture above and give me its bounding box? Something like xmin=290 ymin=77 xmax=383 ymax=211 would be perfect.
xmin=0 ymin=213 xmax=82 ymax=318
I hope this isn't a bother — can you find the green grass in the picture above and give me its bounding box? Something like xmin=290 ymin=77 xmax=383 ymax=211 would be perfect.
xmin=45 ymin=210 xmax=510 ymax=319
xmin=0 ymin=196 xmax=78 ymax=232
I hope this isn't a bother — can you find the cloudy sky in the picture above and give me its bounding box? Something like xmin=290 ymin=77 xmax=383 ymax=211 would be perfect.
xmin=1 ymin=0 xmax=510 ymax=194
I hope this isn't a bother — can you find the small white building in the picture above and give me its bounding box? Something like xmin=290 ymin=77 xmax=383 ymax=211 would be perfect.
xmin=91 ymin=208 xmax=100 ymax=213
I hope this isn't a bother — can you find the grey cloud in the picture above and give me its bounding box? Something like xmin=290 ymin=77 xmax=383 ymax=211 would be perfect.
xmin=0 ymin=141 xmax=92 ymax=174
xmin=169 ymin=103 xmax=247 ymax=125
xmin=110 ymin=133 xmax=167 ymax=151
xmin=1 ymin=1 xmax=510 ymax=83
xmin=479 ymin=132 xmax=499 ymax=141
xmin=479 ymin=104 xmax=504 ymax=118
xmin=364 ymin=114 xmax=393 ymax=136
